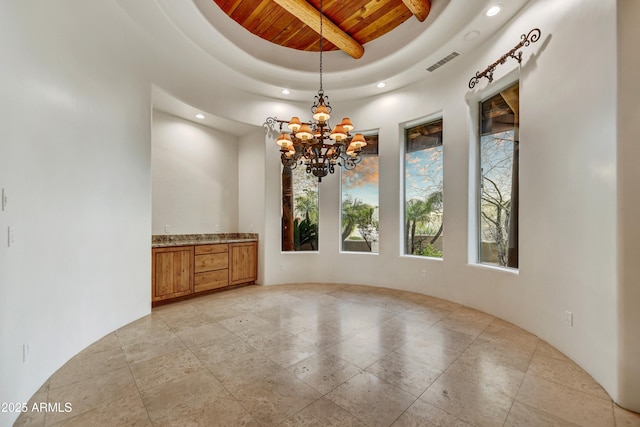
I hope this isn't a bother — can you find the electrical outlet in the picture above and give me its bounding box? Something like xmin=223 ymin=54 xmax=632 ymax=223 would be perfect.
xmin=164 ymin=225 xmax=171 ymax=234
xmin=280 ymin=264 xmax=285 ymax=271
xmin=421 ymin=270 xmax=427 ymax=279
xmin=8 ymin=226 xmax=15 ymax=247
xmin=565 ymin=311 xmax=573 ymax=327
xmin=23 ymin=344 xmax=29 ymax=362
xmin=1 ymin=188 xmax=6 ymax=211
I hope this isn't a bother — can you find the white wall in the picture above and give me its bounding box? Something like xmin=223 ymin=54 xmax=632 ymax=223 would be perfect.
xmin=238 ymin=129 xmax=268 ymax=283
xmin=0 ymin=2 xmax=152 ymax=426
xmin=616 ymin=0 xmax=640 ymax=411
xmin=251 ymin=0 xmax=635 ymax=409
xmin=1 ymin=0 xmax=637 ymax=424
xmin=152 ymin=111 xmax=239 ymax=234
xmin=0 ymin=2 xmax=295 ymax=423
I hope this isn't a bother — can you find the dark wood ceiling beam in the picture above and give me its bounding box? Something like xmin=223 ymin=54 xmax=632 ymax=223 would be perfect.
xmin=401 ymin=0 xmax=431 ymax=22
xmin=500 ymin=84 xmax=520 ymax=117
xmin=272 ymin=0 xmax=365 ymax=59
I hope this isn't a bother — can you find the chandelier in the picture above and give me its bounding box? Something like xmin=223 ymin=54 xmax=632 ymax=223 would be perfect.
xmin=266 ymin=0 xmax=366 ymax=182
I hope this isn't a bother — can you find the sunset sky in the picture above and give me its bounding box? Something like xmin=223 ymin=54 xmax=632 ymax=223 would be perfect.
xmin=342 ymin=155 xmax=379 ymax=207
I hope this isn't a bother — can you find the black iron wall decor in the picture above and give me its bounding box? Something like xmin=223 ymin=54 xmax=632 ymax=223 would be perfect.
xmin=469 ymin=28 xmax=541 ymax=89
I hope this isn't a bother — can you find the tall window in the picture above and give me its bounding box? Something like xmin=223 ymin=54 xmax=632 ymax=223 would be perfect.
xmin=479 ymin=82 xmax=519 ymax=268
xmin=341 ymin=134 xmax=379 ymax=253
xmin=404 ymin=119 xmax=444 ymax=257
xmin=281 ymin=165 xmax=319 ymax=251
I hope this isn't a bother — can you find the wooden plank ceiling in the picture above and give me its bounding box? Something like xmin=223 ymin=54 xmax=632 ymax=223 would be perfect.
xmin=212 ymin=0 xmax=431 ymax=59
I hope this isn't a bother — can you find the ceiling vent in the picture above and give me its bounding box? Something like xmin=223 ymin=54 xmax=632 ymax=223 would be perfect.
xmin=426 ymin=52 xmax=460 ymax=72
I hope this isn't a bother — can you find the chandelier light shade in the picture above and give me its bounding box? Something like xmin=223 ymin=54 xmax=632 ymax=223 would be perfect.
xmin=287 ymin=117 xmax=302 ymax=132
xmin=265 ymin=0 xmax=368 ymax=182
xmin=312 ymin=105 xmax=330 ymax=122
xmin=340 ymin=117 xmax=354 ymax=132
xmin=276 ymin=132 xmax=292 ymax=147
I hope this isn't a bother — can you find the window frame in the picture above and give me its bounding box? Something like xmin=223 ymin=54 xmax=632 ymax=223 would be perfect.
xmin=280 ymin=163 xmax=320 ymax=253
xmin=339 ymin=131 xmax=380 ymax=255
xmin=401 ymin=114 xmax=445 ymax=259
xmin=475 ymin=79 xmax=520 ymax=270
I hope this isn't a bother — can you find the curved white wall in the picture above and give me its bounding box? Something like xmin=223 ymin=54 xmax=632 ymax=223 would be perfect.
xmin=616 ymin=0 xmax=640 ymax=411
xmin=246 ymin=0 xmax=634 ymax=411
xmin=0 ymin=2 xmax=153 ymax=426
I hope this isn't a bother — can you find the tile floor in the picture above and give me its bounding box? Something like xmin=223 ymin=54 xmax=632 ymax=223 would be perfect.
xmin=14 ymin=283 xmax=640 ymax=426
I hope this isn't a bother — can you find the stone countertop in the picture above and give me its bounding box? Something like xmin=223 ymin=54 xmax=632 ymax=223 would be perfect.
xmin=152 ymin=233 xmax=258 ymax=248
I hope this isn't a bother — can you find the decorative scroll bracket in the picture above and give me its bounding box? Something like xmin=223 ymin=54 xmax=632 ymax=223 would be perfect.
xmin=264 ymin=116 xmax=284 ymax=139
xmin=469 ymin=28 xmax=541 ymax=89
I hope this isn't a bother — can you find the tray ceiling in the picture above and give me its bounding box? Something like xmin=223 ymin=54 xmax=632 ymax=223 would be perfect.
xmin=212 ymin=0 xmax=427 ymax=58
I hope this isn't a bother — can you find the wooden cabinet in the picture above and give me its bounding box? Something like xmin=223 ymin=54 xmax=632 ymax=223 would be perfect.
xmin=152 ymin=241 xmax=257 ymax=305
xmin=229 ymin=241 xmax=258 ymax=285
xmin=152 ymin=246 xmax=193 ymax=302
xmin=194 ymin=244 xmax=229 ymax=293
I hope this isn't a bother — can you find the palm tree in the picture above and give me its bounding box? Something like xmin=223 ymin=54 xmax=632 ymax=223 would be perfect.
xmin=341 ymin=196 xmax=373 ymax=239
xmin=405 ymin=191 xmax=443 ymax=255
xmin=294 ymin=189 xmax=318 ymax=223
xmin=342 ymin=196 xmax=377 ymax=251
xmin=426 ymin=191 xmax=443 ymax=246
xmin=294 ymin=217 xmax=318 ymax=251
xmin=293 ymin=189 xmax=318 ymax=250
xmin=405 ymin=199 xmax=430 ymax=254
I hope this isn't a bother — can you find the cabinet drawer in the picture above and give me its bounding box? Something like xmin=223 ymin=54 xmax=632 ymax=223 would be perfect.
xmin=194 ymin=252 xmax=228 ymax=273
xmin=194 ymin=269 xmax=229 ymax=293
xmin=195 ymin=244 xmax=228 ymax=255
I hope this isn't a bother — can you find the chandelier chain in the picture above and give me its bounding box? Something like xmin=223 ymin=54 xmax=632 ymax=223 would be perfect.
xmin=319 ymin=0 xmax=323 ymax=92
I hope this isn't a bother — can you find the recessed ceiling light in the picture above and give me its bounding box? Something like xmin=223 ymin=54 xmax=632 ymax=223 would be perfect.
xmin=281 ymin=89 xmax=290 ymax=95
xmin=464 ymin=30 xmax=480 ymax=41
xmin=376 ymin=81 xmax=386 ymax=88
xmin=486 ymin=5 xmax=502 ymax=16
xmin=195 ymin=114 xmax=205 ymax=119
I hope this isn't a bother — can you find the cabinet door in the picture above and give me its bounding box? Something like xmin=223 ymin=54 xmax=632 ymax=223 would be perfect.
xmin=229 ymin=242 xmax=258 ymax=285
xmin=152 ymin=246 xmax=193 ymax=302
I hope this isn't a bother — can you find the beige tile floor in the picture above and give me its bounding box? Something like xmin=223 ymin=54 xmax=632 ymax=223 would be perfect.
xmin=15 ymin=283 xmax=640 ymax=427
